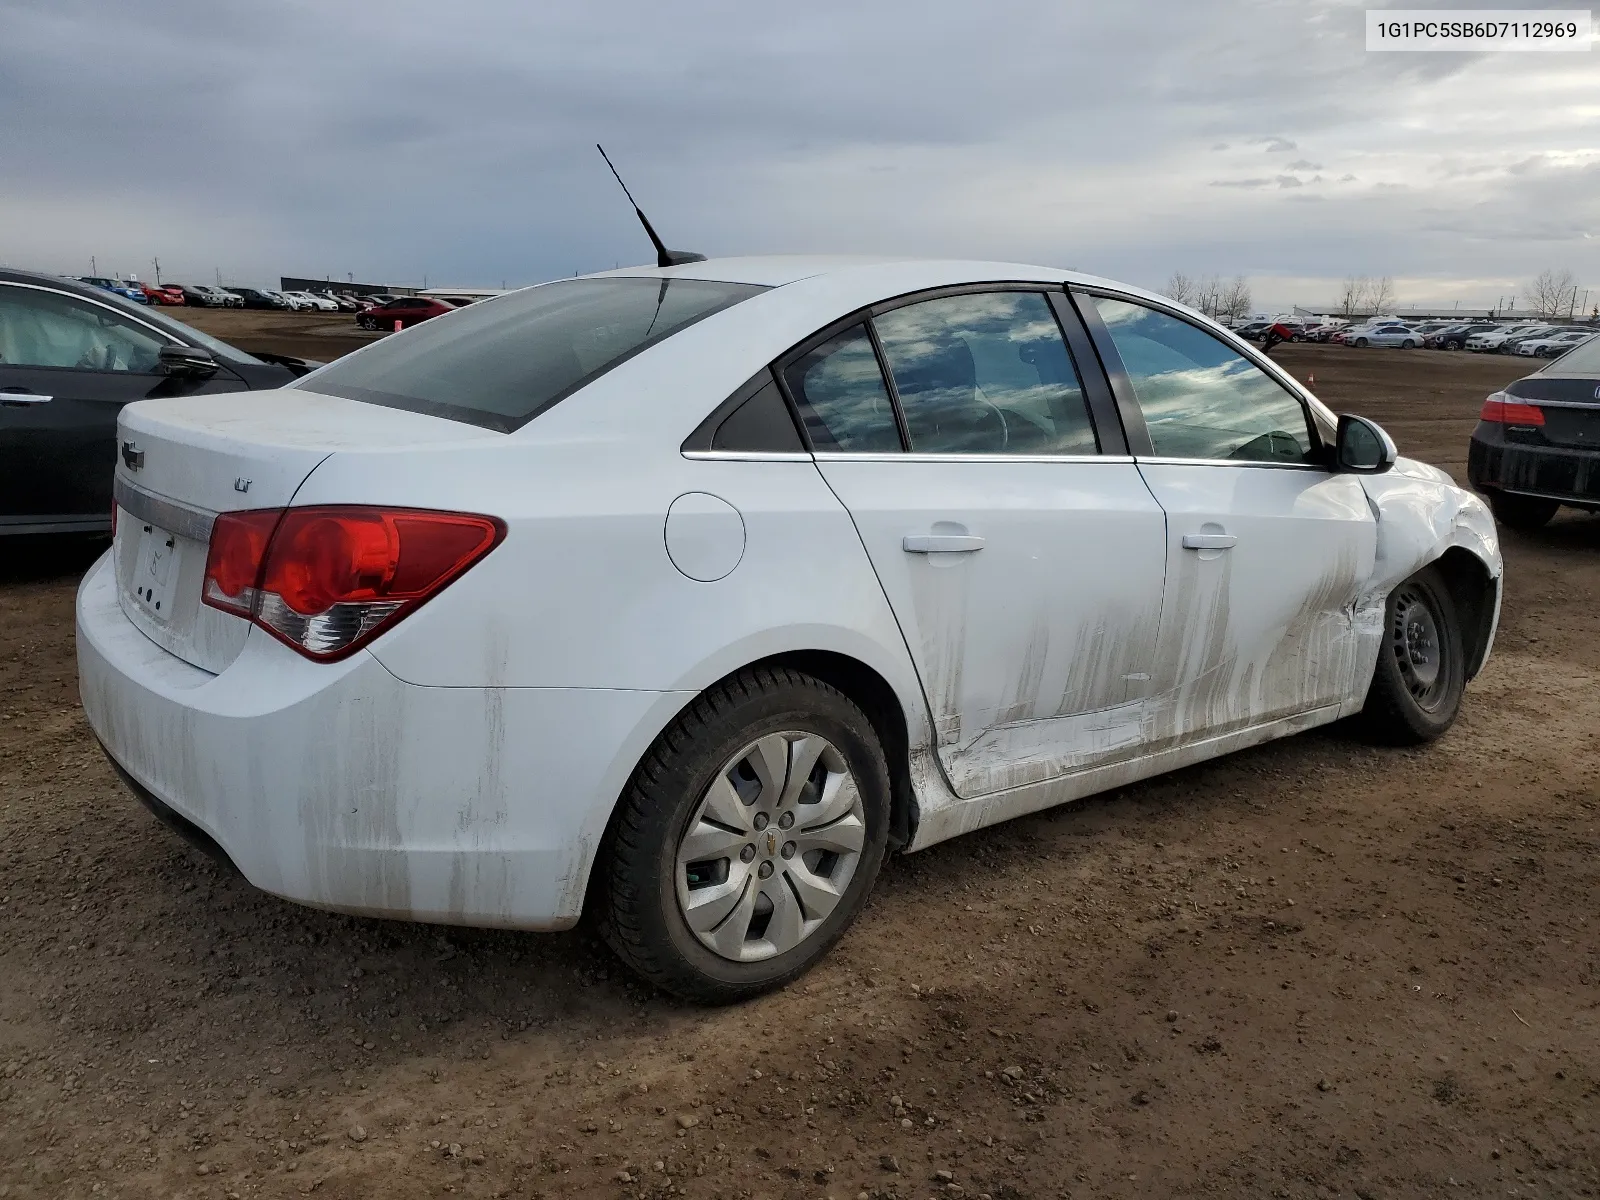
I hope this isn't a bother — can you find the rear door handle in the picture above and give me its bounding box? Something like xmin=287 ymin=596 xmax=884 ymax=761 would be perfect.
xmin=903 ymin=534 xmax=985 ymax=554
xmin=0 ymin=390 xmax=52 ymax=406
xmin=1182 ymin=533 xmax=1237 ymax=550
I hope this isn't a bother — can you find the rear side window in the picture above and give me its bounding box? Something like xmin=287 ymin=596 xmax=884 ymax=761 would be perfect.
xmin=872 ymin=291 xmax=1097 ymax=455
xmin=782 ymin=324 xmax=902 ymax=452
xmin=296 ymin=277 xmax=767 ymax=432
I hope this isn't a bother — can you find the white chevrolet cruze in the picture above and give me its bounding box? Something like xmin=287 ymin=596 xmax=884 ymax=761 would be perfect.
xmin=78 ymin=257 xmax=1502 ymax=1002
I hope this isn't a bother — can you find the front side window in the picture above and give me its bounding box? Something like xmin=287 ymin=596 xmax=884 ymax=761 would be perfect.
xmin=297 ymin=277 xmax=767 ymax=432
xmin=0 ymin=285 xmax=169 ymax=373
xmin=872 ymin=291 xmax=1097 ymax=455
xmin=1091 ymin=296 xmax=1316 ymax=464
xmin=782 ymin=324 xmax=902 ymax=452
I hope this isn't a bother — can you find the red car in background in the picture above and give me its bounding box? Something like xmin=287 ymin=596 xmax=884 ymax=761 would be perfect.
xmin=356 ymin=296 xmax=458 ymax=330
xmin=137 ymin=282 xmax=186 ymax=305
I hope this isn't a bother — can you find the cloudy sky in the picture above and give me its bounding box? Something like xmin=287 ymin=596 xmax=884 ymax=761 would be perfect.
xmin=3 ymin=0 xmax=1596 ymax=311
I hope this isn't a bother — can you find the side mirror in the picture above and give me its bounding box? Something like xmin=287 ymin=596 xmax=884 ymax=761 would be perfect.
xmin=1335 ymin=413 xmax=1396 ymax=474
xmin=158 ymin=344 xmax=219 ymax=380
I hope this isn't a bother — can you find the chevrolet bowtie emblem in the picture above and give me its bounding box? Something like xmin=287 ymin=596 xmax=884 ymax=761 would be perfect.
xmin=121 ymin=441 xmax=144 ymax=471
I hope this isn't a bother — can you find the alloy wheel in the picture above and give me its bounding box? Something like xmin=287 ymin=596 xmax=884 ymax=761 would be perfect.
xmin=675 ymin=731 xmax=866 ymax=963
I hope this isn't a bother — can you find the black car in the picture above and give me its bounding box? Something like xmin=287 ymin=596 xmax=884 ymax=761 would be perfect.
xmin=1468 ymin=334 xmax=1600 ymax=530
xmin=225 ymin=286 xmax=288 ymax=310
xmin=0 ymin=269 xmax=318 ymax=536
xmin=172 ymin=283 xmax=222 ymax=307
xmin=1427 ymin=322 xmax=1498 ymax=351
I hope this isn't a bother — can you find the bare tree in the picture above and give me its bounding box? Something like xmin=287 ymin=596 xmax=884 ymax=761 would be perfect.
xmin=1528 ymin=268 xmax=1577 ymax=319
xmin=1193 ymin=273 xmax=1223 ymax=319
xmin=1338 ymin=276 xmax=1364 ymax=317
xmin=1360 ymin=275 xmax=1396 ymax=315
xmin=1164 ymin=271 xmax=1196 ymax=307
xmin=1221 ymin=275 xmax=1252 ymax=322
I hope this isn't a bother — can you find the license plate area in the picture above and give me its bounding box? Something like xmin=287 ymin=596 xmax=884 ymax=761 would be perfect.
xmin=130 ymin=520 xmax=182 ymax=622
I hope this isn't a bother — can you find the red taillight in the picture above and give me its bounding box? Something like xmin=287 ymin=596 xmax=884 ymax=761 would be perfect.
xmin=1480 ymin=395 xmax=1544 ymax=427
xmin=202 ymin=506 xmax=504 ymax=660
xmin=202 ymin=510 xmax=281 ymax=615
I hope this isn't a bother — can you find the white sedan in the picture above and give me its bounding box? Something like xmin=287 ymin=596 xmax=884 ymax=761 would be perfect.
xmin=283 ymin=290 xmax=339 ymax=312
xmin=1516 ymin=330 xmax=1594 ymax=358
xmin=78 ymin=257 xmax=1502 ymax=1002
xmin=1347 ymin=325 xmax=1421 ymax=348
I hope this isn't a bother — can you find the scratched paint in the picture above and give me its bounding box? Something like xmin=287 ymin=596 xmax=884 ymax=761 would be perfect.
xmin=903 ymin=456 xmax=1501 ymax=854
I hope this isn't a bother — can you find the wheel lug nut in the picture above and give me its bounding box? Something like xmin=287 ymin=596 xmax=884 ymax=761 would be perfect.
xmin=777 ymin=811 xmax=795 ymax=830
xmin=753 ymin=812 xmax=769 ymax=831
xmin=740 ymin=845 xmax=756 ymax=863
xmin=757 ymin=861 xmax=774 ymax=879
xmin=781 ymin=842 xmax=796 ymax=860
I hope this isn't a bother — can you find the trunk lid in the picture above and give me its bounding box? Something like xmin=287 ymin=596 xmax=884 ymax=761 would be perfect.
xmin=111 ymin=389 xmax=499 ymax=673
xmin=1504 ymin=374 xmax=1600 ymax=451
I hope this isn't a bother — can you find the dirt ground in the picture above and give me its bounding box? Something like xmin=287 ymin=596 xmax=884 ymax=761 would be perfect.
xmin=174 ymin=305 xmax=383 ymax=364
xmin=2 ymin=339 xmax=1597 ymax=1200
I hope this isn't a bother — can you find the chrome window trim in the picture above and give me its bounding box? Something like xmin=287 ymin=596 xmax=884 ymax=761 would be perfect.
xmin=0 ymin=280 xmax=182 ymax=346
xmin=811 ymin=451 xmax=1133 ymax=465
xmin=680 ymin=450 xmax=814 ymax=462
xmin=1133 ymin=455 xmax=1330 ymax=472
xmin=113 ymin=477 xmax=216 ymax=542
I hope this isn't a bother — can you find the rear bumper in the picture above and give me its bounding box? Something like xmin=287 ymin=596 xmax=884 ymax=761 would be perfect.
xmin=2 ymin=513 xmax=111 ymax=536
xmin=1468 ymin=426 xmax=1600 ymax=509
xmin=76 ymin=551 xmax=692 ymax=929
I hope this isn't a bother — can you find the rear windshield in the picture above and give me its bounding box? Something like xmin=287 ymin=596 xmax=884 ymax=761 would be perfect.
xmin=1538 ymin=333 xmax=1600 ymax=374
xmin=294 ymin=277 xmax=768 ymax=432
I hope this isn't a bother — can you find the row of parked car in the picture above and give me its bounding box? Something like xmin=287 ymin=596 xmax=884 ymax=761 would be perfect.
xmin=75 ymin=277 xmax=397 ymax=313
xmin=1231 ymin=314 xmax=1596 ymax=358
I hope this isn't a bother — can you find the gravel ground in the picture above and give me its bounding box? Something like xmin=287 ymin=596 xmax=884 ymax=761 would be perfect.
xmin=1 ymin=342 xmax=1597 ymax=1200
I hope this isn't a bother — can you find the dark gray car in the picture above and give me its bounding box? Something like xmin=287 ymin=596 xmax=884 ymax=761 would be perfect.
xmin=0 ymin=269 xmax=317 ymax=535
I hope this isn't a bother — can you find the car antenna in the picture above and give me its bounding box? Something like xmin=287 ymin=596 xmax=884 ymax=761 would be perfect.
xmin=596 ymin=144 xmax=705 ymax=269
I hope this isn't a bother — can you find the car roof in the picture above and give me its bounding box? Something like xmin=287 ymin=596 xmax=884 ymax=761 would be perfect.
xmin=574 ymin=254 xmax=1204 ymax=327
xmin=0 ymin=266 xmax=144 ymax=303
xmin=586 ymin=254 xmax=1090 ymax=289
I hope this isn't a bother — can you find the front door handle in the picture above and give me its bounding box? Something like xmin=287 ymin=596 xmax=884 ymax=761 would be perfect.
xmin=0 ymin=390 xmax=52 ymax=406
xmin=1182 ymin=532 xmax=1237 ymax=550
xmin=903 ymin=533 xmax=985 ymax=554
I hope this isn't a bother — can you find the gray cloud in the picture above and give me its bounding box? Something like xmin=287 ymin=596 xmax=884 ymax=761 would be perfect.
xmin=0 ymin=0 xmax=1594 ymax=310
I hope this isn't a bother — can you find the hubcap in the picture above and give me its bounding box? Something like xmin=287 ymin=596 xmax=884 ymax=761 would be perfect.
xmin=675 ymin=731 xmax=866 ymax=963
xmin=1391 ymin=585 xmax=1446 ymax=709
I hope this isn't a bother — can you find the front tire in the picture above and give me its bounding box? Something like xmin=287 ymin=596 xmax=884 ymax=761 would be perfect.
xmin=1402 ymin=339 xmax=1415 ymax=349
xmin=598 ymin=667 xmax=891 ymax=1004
xmin=1487 ymin=490 xmax=1559 ymax=531
xmin=1355 ymin=337 xmax=1369 ymax=347
xmin=1357 ymin=566 xmax=1465 ymax=745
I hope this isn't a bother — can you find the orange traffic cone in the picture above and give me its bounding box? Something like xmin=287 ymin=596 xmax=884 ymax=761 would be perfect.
xmin=1307 ymin=372 xmax=1315 ymax=387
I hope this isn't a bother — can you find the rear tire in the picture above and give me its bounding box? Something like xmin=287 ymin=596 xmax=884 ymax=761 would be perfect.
xmin=1487 ymin=490 xmax=1559 ymax=531
xmin=598 ymin=667 xmax=891 ymax=1004
xmin=1357 ymin=565 xmax=1465 ymax=745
